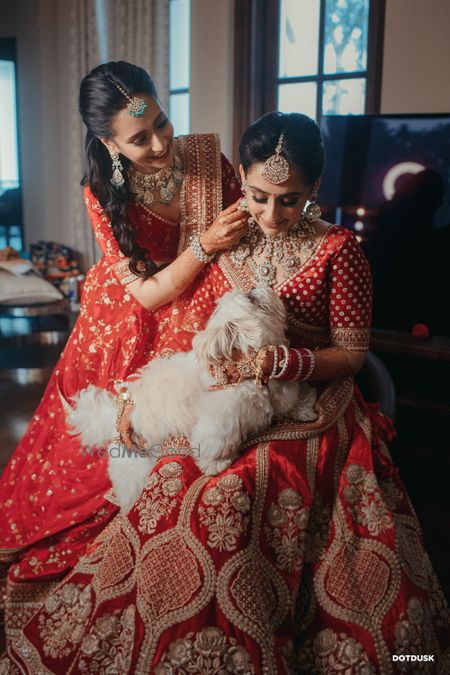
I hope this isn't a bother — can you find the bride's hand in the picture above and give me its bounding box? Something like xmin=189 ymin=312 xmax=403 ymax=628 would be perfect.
xmin=200 ymin=200 xmax=249 ymax=255
xmin=208 ymin=348 xmax=276 ymax=387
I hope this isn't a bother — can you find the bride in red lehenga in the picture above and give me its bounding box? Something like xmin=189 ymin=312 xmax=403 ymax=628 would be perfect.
xmin=3 ymin=113 xmax=449 ymax=673
xmin=0 ymin=61 xmax=244 ymax=647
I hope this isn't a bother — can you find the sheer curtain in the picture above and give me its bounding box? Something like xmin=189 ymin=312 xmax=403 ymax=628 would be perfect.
xmin=63 ymin=0 xmax=169 ymax=268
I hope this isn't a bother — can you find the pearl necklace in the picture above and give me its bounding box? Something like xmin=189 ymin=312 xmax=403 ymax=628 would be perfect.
xmin=128 ymin=154 xmax=184 ymax=208
xmin=230 ymin=215 xmax=318 ymax=287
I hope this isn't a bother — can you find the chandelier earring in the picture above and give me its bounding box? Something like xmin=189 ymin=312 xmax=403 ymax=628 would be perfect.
xmin=110 ymin=150 xmax=125 ymax=188
xmin=303 ymin=181 xmax=321 ymax=224
xmin=239 ymin=181 xmax=249 ymax=213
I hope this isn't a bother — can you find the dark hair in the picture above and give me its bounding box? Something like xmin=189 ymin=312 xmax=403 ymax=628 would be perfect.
xmin=79 ymin=61 xmax=158 ymax=278
xmin=239 ymin=111 xmax=325 ymax=185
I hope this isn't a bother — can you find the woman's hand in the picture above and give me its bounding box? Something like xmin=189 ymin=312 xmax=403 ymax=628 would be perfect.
xmin=200 ymin=200 xmax=249 ymax=255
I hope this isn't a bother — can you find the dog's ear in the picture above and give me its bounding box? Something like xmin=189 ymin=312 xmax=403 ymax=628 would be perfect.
xmin=192 ymin=321 xmax=238 ymax=363
xmin=248 ymin=286 xmax=288 ymax=326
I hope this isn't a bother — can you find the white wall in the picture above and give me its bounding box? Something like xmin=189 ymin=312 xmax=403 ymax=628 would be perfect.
xmin=189 ymin=0 xmax=234 ymax=159
xmin=0 ymin=0 xmax=64 ymax=248
xmin=381 ymin=0 xmax=450 ymax=113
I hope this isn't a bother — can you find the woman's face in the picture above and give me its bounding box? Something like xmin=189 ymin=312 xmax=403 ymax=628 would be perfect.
xmin=101 ymin=94 xmax=174 ymax=173
xmin=239 ymin=163 xmax=319 ymax=237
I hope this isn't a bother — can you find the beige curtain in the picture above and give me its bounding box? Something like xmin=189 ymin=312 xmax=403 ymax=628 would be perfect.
xmin=63 ymin=0 xmax=169 ymax=269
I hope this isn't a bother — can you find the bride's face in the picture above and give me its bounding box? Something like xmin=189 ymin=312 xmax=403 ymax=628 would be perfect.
xmin=101 ymin=94 xmax=175 ymax=174
xmin=240 ymin=163 xmax=317 ymax=236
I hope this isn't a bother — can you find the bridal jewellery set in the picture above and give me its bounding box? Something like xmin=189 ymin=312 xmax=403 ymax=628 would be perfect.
xmin=107 ymin=76 xmax=184 ymax=205
xmin=128 ymin=157 xmax=184 ymax=208
xmin=235 ymin=132 xmax=321 ymax=287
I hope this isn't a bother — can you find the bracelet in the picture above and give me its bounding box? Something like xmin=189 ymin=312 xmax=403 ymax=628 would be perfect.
xmin=303 ymin=349 xmax=316 ymax=380
xmin=294 ymin=348 xmax=304 ymax=380
xmin=270 ymin=346 xmax=279 ymax=378
xmin=254 ymin=345 xmax=277 ymax=388
xmin=273 ymin=344 xmax=289 ymax=379
xmin=191 ymin=234 xmax=214 ymax=263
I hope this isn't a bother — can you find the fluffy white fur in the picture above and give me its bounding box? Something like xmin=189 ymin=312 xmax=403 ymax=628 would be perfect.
xmin=69 ymin=287 xmax=318 ymax=511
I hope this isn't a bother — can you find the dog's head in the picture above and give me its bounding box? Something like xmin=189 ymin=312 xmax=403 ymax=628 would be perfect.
xmin=192 ymin=286 xmax=287 ymax=364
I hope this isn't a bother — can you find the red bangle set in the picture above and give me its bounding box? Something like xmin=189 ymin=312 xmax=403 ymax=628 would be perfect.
xmin=276 ymin=347 xmax=315 ymax=381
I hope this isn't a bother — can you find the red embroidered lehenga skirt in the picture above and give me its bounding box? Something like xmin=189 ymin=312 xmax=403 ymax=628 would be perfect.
xmin=2 ymin=238 xmax=448 ymax=673
xmin=0 ymin=133 xmax=239 ymax=653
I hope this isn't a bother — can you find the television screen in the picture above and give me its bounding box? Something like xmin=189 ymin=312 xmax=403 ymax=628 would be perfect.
xmin=319 ymin=114 xmax=450 ymax=338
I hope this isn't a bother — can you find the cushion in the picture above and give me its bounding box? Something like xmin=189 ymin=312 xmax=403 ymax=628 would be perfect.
xmin=0 ymin=265 xmax=64 ymax=306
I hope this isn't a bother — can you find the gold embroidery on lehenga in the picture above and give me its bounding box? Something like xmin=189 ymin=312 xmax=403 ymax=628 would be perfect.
xmin=240 ymin=379 xmax=354 ymax=448
xmin=154 ymin=626 xmax=255 ymax=674
xmin=78 ymin=605 xmax=135 ymax=674
xmin=304 ymin=495 xmax=332 ymax=564
xmin=135 ymin=474 xmax=216 ymax=672
xmin=343 ymin=464 xmax=394 ymax=536
xmin=394 ymin=597 xmax=442 ymax=673
xmin=265 ymin=489 xmax=309 ymax=573
xmin=4 ymin=580 xmax=60 ymax=644
xmin=216 ymin=443 xmax=291 ymax=674
xmin=136 ymin=461 xmax=184 ymax=535
xmin=37 ymin=583 xmax=92 ymax=658
xmin=306 ymin=435 xmax=319 ymax=494
xmin=199 ymin=474 xmax=251 ymax=551
xmin=296 ymin=628 xmax=376 ymax=674
xmin=0 ymin=655 xmax=21 ymax=674
xmin=315 ymin=502 xmax=400 ymax=672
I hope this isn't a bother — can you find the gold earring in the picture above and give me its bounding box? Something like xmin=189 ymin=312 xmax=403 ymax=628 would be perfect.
xmin=304 ymin=182 xmax=321 ymax=223
xmin=110 ymin=150 xmax=124 ymax=188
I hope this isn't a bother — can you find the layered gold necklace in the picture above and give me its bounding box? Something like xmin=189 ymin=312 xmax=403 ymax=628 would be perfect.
xmin=128 ymin=154 xmax=184 ymax=209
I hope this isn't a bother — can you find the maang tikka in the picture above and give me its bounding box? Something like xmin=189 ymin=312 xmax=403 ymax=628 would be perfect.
xmin=261 ymin=132 xmax=290 ymax=184
xmin=105 ymin=76 xmax=147 ymax=118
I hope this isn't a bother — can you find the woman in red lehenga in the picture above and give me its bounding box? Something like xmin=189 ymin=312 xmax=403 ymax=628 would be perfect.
xmin=0 ymin=61 xmax=244 ymax=647
xmin=4 ymin=113 xmax=449 ymax=674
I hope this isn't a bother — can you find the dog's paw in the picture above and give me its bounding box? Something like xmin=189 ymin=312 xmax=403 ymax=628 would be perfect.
xmin=195 ymin=455 xmax=234 ymax=476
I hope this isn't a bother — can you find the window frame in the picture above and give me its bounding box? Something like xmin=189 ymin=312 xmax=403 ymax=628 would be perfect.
xmin=169 ymin=0 xmax=191 ymax=136
xmin=0 ymin=36 xmax=24 ymax=250
xmin=233 ymin=0 xmax=385 ymax=163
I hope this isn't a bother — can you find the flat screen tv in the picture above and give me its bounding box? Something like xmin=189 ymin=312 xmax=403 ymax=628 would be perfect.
xmin=319 ymin=114 xmax=450 ymax=338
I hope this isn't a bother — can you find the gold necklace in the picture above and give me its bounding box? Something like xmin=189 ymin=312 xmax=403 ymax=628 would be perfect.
xmin=231 ymin=215 xmax=318 ymax=287
xmin=128 ymin=154 xmax=184 ymax=208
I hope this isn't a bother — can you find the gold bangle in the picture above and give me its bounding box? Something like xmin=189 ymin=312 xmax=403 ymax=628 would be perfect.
xmin=254 ymin=345 xmax=277 ymax=388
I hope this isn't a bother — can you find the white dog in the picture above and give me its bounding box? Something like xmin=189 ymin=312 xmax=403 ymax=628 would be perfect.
xmin=69 ymin=286 xmax=317 ymax=511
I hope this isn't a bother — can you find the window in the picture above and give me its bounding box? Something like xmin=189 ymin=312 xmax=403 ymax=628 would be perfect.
xmin=169 ymin=0 xmax=190 ymax=136
xmin=278 ymin=0 xmax=370 ymax=117
xmin=0 ymin=38 xmax=23 ymax=250
xmin=233 ymin=0 xmax=385 ymax=159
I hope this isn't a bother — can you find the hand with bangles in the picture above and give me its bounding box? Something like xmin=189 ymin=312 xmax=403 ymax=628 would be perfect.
xmin=208 ymin=344 xmax=317 ymax=388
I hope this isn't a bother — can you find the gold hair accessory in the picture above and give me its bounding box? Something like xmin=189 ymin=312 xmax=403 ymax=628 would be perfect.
xmin=261 ymin=132 xmax=290 ymax=184
xmin=106 ymin=77 xmax=147 ymax=118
